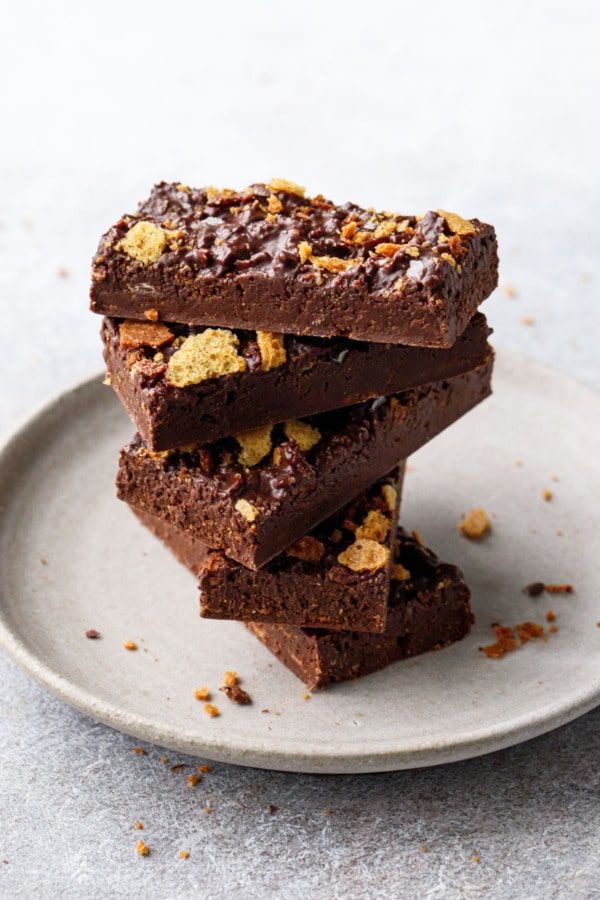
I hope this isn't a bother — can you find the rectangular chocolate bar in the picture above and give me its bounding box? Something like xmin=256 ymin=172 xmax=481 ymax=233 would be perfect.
xmin=102 ymin=313 xmax=491 ymax=450
xmin=117 ymin=352 xmax=493 ymax=569
xmin=247 ymin=531 xmax=474 ymax=689
xmin=133 ymin=465 xmax=405 ymax=633
xmin=90 ymin=180 xmax=498 ymax=347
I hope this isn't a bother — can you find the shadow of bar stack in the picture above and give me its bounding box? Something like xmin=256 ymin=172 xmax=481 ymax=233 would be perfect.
xmin=90 ymin=179 xmax=497 ymax=690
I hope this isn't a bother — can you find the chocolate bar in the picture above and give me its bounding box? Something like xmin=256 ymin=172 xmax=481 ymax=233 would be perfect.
xmin=102 ymin=313 xmax=491 ymax=450
xmin=247 ymin=530 xmax=474 ymax=689
xmin=116 ymin=353 xmax=493 ymax=569
xmin=133 ymin=465 xmax=404 ymax=633
xmin=90 ymin=180 xmax=498 ymax=347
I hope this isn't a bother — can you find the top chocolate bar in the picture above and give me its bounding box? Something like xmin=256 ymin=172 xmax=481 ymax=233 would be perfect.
xmin=90 ymin=180 xmax=498 ymax=347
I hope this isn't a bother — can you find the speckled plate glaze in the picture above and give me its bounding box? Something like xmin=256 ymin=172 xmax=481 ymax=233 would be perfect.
xmin=0 ymin=349 xmax=598 ymax=774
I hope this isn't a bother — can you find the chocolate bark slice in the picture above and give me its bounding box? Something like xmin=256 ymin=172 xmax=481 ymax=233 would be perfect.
xmin=102 ymin=313 xmax=492 ymax=450
xmin=246 ymin=530 xmax=474 ymax=689
xmin=133 ymin=465 xmax=404 ymax=633
xmin=90 ymin=181 xmax=498 ymax=347
xmin=116 ymin=353 xmax=493 ymax=569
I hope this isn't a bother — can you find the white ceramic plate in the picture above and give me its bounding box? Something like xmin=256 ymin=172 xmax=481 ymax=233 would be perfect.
xmin=0 ymin=349 xmax=599 ymax=774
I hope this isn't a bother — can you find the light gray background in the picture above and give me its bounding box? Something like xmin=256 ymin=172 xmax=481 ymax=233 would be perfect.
xmin=1 ymin=1 xmax=599 ymax=897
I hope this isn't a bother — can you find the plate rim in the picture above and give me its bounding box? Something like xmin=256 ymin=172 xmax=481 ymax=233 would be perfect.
xmin=0 ymin=349 xmax=599 ymax=774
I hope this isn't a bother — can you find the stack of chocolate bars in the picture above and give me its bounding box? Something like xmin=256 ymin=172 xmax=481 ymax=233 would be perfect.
xmin=90 ymin=180 xmax=498 ymax=689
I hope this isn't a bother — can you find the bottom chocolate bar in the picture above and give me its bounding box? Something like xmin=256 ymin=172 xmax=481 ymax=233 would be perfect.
xmin=246 ymin=531 xmax=473 ymax=689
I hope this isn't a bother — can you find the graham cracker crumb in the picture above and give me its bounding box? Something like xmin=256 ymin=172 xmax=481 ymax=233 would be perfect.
xmin=521 ymin=315 xmax=535 ymax=326
xmin=374 ymin=242 xmax=400 ymax=258
xmin=337 ymin=539 xmax=390 ymax=572
xmin=119 ymin=320 xmax=174 ymax=350
xmin=179 ymin=850 xmax=190 ymax=859
xmin=235 ymin=425 xmax=272 ymax=467
xmin=132 ymin=747 xmax=146 ymax=755
xmin=341 ymin=221 xmax=358 ymax=240
xmin=268 ymin=178 xmax=305 ymax=196
xmin=458 ymin=508 xmax=491 ymax=539
xmin=472 ymin=856 xmax=480 ymax=864
xmin=167 ymin=329 xmax=246 ymax=388
xmin=144 ymin=308 xmax=159 ymax=321
xmin=516 ymin=621 xmax=545 ymax=643
xmin=480 ymin=625 xmax=517 ymax=659
xmin=325 ymin=809 xmax=331 ymax=816
xmin=136 ymin=840 xmax=149 ymax=856
xmin=355 ymin=509 xmax=390 ymax=542
xmin=405 ymin=246 xmax=420 ymax=258
xmin=204 ymin=703 xmax=220 ymax=718
xmin=440 ymin=252 xmax=456 ymax=267
xmin=220 ymin=684 xmax=251 ymax=704
xmin=194 ymin=687 xmax=210 ymax=701
xmin=298 ymin=241 xmax=312 ymax=264
xmin=176 ymin=183 xmax=191 ymax=194
xmin=267 ymin=194 xmax=283 ymax=214
xmin=503 ymin=284 xmax=516 ymax=298
xmin=286 ymin=535 xmax=325 ymax=563
xmin=161 ymin=757 xmax=169 ymax=764
xmin=134 ymin=821 xmax=143 ymax=830
xmin=436 ymin=210 xmax=476 ymax=236
xmin=198 ymin=765 xmax=212 ymax=773
xmin=187 ymin=775 xmax=200 ymax=787
xmin=545 ymin=584 xmax=574 ymax=593
xmin=205 ymin=806 xmax=211 ymax=814
xmin=123 ymin=640 xmax=138 ymax=651
xmin=542 ymin=489 xmax=553 ymax=501
xmin=546 ymin=610 xmax=556 ymax=622
xmin=283 ymin=419 xmax=321 ymax=452
xmin=302 ymin=693 xmax=310 ymax=701
xmin=391 ymin=564 xmax=411 ymax=581
xmin=256 ymin=331 xmax=287 ymax=371
xmin=311 ymin=255 xmax=360 ymax=273
xmin=223 ymin=671 xmax=238 ymax=686
xmin=85 ymin=629 xmax=101 ymax=639
xmin=235 ymin=498 xmax=258 ymax=523
xmin=116 ymin=221 xmax=170 ymax=265
xmin=381 ymin=484 xmax=397 ymax=514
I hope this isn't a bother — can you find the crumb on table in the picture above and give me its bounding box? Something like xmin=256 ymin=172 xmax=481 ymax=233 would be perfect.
xmin=223 ymin=671 xmax=238 ymax=686
xmin=542 ymin=489 xmax=553 ymax=501
xmin=135 ymin=821 xmax=143 ymax=830
xmin=194 ymin=687 xmax=210 ymax=701
xmin=132 ymin=747 xmax=146 ymax=755
xmin=123 ymin=639 xmax=138 ymax=651
xmin=197 ymin=764 xmax=212 ymax=773
xmin=458 ymin=508 xmax=491 ymax=539
xmin=187 ymin=775 xmax=200 ymax=788
xmin=85 ymin=629 xmax=101 ymax=639
xmin=203 ymin=703 xmax=220 ymax=718
xmin=179 ymin=850 xmax=190 ymax=859
xmin=136 ymin=840 xmax=149 ymax=856
xmin=220 ymin=684 xmax=251 ymax=704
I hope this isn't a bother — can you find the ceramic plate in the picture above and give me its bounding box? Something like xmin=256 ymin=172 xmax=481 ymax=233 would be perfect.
xmin=0 ymin=349 xmax=598 ymax=774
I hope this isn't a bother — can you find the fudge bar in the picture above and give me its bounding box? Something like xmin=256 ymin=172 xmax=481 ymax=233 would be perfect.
xmin=133 ymin=465 xmax=405 ymax=633
xmin=117 ymin=352 xmax=493 ymax=569
xmin=247 ymin=530 xmax=474 ymax=689
xmin=102 ymin=313 xmax=492 ymax=450
xmin=90 ymin=180 xmax=498 ymax=347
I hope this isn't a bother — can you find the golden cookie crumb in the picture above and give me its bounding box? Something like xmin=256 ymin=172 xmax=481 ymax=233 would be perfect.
xmin=436 ymin=210 xmax=476 ymax=236
xmin=119 ymin=320 xmax=174 ymax=350
xmin=516 ymin=621 xmax=545 ymax=643
xmin=144 ymin=308 xmax=159 ymax=321
xmin=235 ymin=425 xmax=273 ymax=467
xmin=440 ymin=252 xmax=456 ymax=267
xmin=521 ymin=315 xmax=535 ymax=326
xmin=204 ymin=703 xmax=220 ymax=718
xmin=167 ymin=329 xmax=246 ymax=388
xmin=545 ymin=584 xmax=574 ymax=593
xmin=381 ymin=484 xmax=397 ymax=514
xmin=256 ymin=331 xmax=287 ymax=371
xmin=298 ymin=241 xmax=313 ymax=264
xmin=136 ymin=840 xmax=149 ymax=856
xmin=135 ymin=821 xmax=143 ymax=830
xmin=286 ymin=535 xmax=325 ymax=563
xmin=123 ymin=640 xmax=138 ymax=651
xmin=405 ymin=246 xmax=420 ymax=258
xmin=480 ymin=625 xmax=517 ymax=659
xmin=197 ymin=765 xmax=212 ymax=773
xmin=458 ymin=508 xmax=491 ymax=539
xmin=267 ymin=194 xmax=283 ymax=214
xmin=503 ymin=284 xmax=516 ymax=298
xmin=542 ymin=489 xmax=553 ymax=501
xmin=374 ymin=242 xmax=400 ymax=258
xmin=103 ymin=373 xmax=112 ymax=386
xmin=205 ymin=806 xmax=211 ymax=814
xmin=187 ymin=775 xmax=200 ymax=787
xmin=161 ymin=757 xmax=169 ymax=764
xmin=337 ymin=539 xmax=389 ymax=572
xmin=179 ymin=850 xmax=190 ymax=859
xmin=546 ymin=610 xmax=556 ymax=622
xmin=132 ymin=747 xmax=146 ymax=755
xmin=268 ymin=178 xmax=305 ymax=196
xmin=283 ymin=419 xmax=321 ymax=452
xmin=391 ymin=564 xmax=411 ymax=581
xmin=235 ymin=498 xmax=258 ymax=523
xmin=223 ymin=671 xmax=238 ymax=687
xmin=311 ymin=255 xmax=360 ymax=273
xmin=176 ymin=183 xmax=191 ymax=194
xmin=325 ymin=809 xmax=331 ymax=816
xmin=341 ymin=221 xmax=358 ymax=240
xmin=302 ymin=693 xmax=310 ymax=701
xmin=194 ymin=687 xmax=210 ymax=701
xmin=472 ymin=856 xmax=480 ymax=864
xmin=355 ymin=509 xmax=390 ymax=542
xmin=116 ymin=221 xmax=169 ymax=265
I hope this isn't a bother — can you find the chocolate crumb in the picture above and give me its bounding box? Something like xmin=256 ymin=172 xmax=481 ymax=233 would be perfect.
xmin=170 ymin=763 xmax=188 ymax=773
xmin=269 ymin=804 xmax=277 ymax=815
xmin=524 ymin=582 xmax=545 ymax=597
xmin=85 ymin=629 xmax=101 ymax=639
xmin=220 ymin=685 xmax=251 ymax=705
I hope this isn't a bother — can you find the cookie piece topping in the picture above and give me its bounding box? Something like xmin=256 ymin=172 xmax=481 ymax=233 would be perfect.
xmin=355 ymin=509 xmax=390 ymax=542
xmin=337 ymin=538 xmax=390 ymax=572
xmin=286 ymin=535 xmax=325 ymax=563
xmin=119 ymin=320 xmax=174 ymax=349
xmin=436 ymin=210 xmax=477 ymax=236
xmin=283 ymin=419 xmax=321 ymax=452
xmin=235 ymin=425 xmax=273 ymax=467
xmin=115 ymin=221 xmax=170 ymax=265
xmin=235 ymin=499 xmax=258 ymax=523
xmin=256 ymin=331 xmax=287 ymax=371
xmin=166 ymin=329 xmax=246 ymax=387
